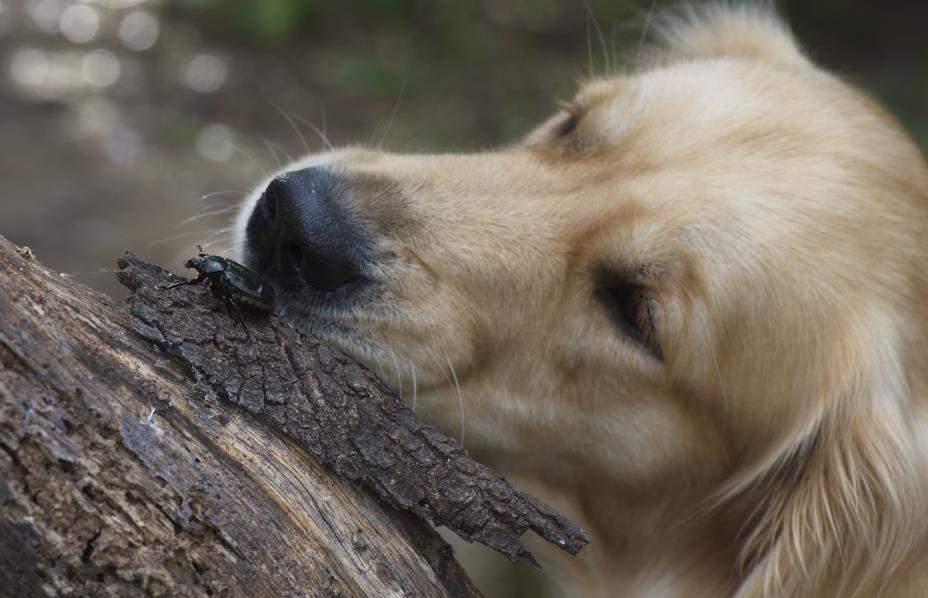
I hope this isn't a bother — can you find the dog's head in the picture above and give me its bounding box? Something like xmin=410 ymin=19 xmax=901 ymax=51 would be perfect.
xmin=234 ymin=6 xmax=928 ymax=594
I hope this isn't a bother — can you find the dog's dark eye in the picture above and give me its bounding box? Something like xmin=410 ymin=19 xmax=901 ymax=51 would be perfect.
xmin=555 ymin=114 xmax=578 ymax=137
xmin=554 ymin=100 xmax=581 ymax=137
xmin=595 ymin=274 xmax=661 ymax=358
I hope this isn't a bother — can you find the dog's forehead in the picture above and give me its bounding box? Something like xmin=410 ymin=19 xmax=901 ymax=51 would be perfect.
xmin=581 ymin=62 xmax=781 ymax=122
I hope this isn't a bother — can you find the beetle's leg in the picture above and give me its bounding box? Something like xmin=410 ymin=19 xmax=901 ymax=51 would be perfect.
xmin=216 ymin=288 xmax=233 ymax=319
xmin=225 ymin=296 xmax=249 ymax=332
xmin=162 ymin=272 xmax=206 ymax=290
xmin=234 ymin=303 xmax=249 ymax=333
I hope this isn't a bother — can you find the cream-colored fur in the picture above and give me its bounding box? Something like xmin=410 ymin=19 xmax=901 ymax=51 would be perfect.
xmin=234 ymin=5 xmax=928 ymax=596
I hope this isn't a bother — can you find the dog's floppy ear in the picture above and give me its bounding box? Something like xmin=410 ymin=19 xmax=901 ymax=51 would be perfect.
xmin=652 ymin=3 xmax=808 ymax=68
xmin=734 ymin=317 xmax=926 ymax=597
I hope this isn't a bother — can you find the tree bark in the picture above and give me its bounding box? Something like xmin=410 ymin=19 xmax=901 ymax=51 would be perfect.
xmin=0 ymin=237 xmax=589 ymax=597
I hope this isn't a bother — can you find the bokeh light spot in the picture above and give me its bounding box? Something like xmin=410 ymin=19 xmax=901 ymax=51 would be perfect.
xmin=9 ymin=48 xmax=49 ymax=89
xmin=118 ymin=11 xmax=160 ymax=52
xmin=183 ymin=53 xmax=228 ymax=93
xmin=26 ymin=0 xmax=65 ymax=34
xmin=82 ymin=49 xmax=121 ymax=88
xmin=196 ymin=124 xmax=236 ymax=163
xmin=59 ymin=4 xmax=100 ymax=44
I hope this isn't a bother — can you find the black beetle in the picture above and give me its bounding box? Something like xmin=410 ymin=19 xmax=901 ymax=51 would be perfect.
xmin=165 ymin=246 xmax=275 ymax=329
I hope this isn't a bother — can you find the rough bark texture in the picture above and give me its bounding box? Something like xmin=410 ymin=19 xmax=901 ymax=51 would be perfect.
xmin=0 ymin=237 xmax=475 ymax=597
xmin=0 ymin=237 xmax=590 ymax=597
xmin=117 ymin=252 xmax=590 ymax=564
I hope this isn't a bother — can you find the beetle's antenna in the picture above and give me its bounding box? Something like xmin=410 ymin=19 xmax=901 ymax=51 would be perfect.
xmin=197 ymin=244 xmax=204 ymax=254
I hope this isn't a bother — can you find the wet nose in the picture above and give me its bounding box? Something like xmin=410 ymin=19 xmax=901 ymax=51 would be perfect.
xmin=245 ymin=166 xmax=369 ymax=293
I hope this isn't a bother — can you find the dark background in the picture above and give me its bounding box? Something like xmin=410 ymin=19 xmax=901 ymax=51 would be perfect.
xmin=1 ymin=0 xmax=925 ymax=296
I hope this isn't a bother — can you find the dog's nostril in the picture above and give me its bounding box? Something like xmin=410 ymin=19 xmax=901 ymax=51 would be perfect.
xmin=281 ymin=242 xmax=303 ymax=272
xmin=260 ymin=175 xmax=292 ymax=226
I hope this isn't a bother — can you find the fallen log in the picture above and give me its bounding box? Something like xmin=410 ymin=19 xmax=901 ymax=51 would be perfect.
xmin=0 ymin=236 xmax=589 ymax=597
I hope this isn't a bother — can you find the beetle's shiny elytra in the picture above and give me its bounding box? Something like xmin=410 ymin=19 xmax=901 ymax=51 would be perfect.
xmin=165 ymin=246 xmax=275 ymax=327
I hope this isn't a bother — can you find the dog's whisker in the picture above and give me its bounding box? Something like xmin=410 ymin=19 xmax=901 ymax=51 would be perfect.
xmin=585 ymin=15 xmax=595 ymax=78
xmin=195 ymin=229 xmax=235 ymax=254
xmin=376 ymin=78 xmax=407 ymax=149
xmin=636 ymin=0 xmax=659 ymax=68
xmin=262 ymin=138 xmax=285 ymax=169
xmin=444 ymin=355 xmax=466 ymax=446
xmin=198 ymin=190 xmax=248 ymax=202
xmin=319 ymin=102 xmax=329 ymax=142
xmin=147 ymin=230 xmax=209 ymax=248
xmin=271 ymin=102 xmax=312 ymax=157
xmin=202 ymin=226 xmax=233 ymax=240
xmin=268 ymin=137 xmax=294 ymax=163
xmin=233 ymin=144 xmax=271 ymax=178
xmin=176 ymin=207 xmax=241 ymax=228
xmin=199 ymin=238 xmax=233 ymax=253
xmin=288 ymin=111 xmax=335 ymax=152
xmin=60 ymin=268 xmax=116 ymax=278
xmin=583 ymin=0 xmax=611 ymax=73
xmin=411 ymin=362 xmax=418 ymax=414
xmin=422 ymin=348 xmax=457 ymax=428
xmin=386 ymin=344 xmax=404 ymax=398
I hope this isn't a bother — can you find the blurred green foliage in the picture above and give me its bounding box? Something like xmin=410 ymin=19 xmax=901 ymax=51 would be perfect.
xmin=173 ymin=0 xmax=636 ymax=46
xmin=168 ymin=0 xmax=926 ymax=151
xmin=175 ymin=0 xmax=320 ymax=42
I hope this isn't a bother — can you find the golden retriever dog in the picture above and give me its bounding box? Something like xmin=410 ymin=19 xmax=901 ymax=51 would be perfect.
xmin=232 ymin=4 xmax=928 ymax=596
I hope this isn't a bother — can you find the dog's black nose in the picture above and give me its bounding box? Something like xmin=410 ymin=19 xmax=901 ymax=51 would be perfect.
xmin=245 ymin=167 xmax=369 ymax=293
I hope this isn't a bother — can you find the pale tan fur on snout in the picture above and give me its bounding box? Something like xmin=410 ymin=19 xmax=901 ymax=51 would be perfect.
xmin=234 ymin=5 xmax=928 ymax=596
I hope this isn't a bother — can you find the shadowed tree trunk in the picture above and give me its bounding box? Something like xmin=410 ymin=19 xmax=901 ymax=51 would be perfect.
xmin=0 ymin=236 xmax=589 ymax=597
